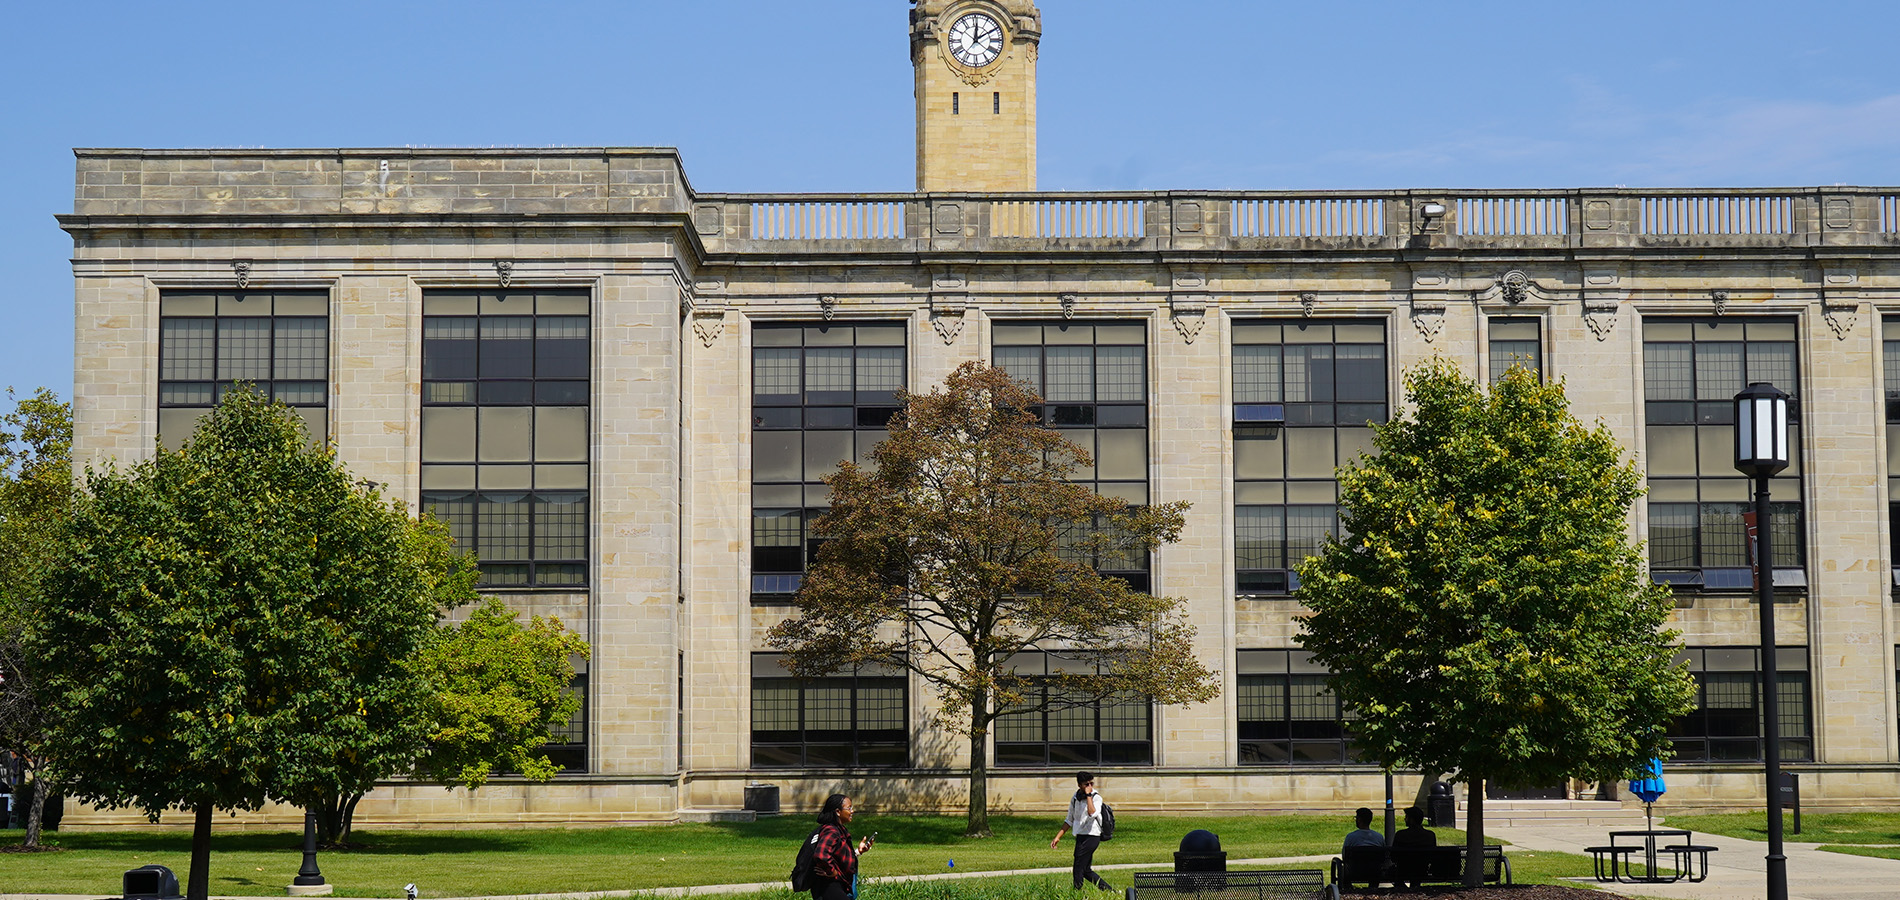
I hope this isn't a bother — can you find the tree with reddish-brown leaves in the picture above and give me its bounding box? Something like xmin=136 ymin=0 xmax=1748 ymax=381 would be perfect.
xmin=770 ymin=362 xmax=1218 ymax=837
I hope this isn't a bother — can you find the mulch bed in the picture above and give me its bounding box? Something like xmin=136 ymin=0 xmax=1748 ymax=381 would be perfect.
xmin=1341 ymin=888 xmax=1628 ymax=900
xmin=0 ymin=844 xmax=64 ymax=853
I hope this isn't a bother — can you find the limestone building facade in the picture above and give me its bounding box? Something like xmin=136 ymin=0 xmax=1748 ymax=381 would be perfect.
xmin=61 ymin=1 xmax=1900 ymax=825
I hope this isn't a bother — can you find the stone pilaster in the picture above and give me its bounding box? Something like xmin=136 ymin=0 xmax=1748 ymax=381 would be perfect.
xmin=332 ymin=276 xmax=418 ymax=501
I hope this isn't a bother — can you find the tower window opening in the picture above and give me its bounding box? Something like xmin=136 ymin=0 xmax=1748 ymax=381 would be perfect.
xmin=994 ymin=92 xmax=1001 ymax=114
xmin=953 ymin=92 xmax=959 ymax=115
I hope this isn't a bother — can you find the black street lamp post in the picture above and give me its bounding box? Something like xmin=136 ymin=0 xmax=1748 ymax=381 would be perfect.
xmin=292 ymin=809 xmax=328 ymax=894
xmin=1733 ymin=381 xmax=1790 ymax=900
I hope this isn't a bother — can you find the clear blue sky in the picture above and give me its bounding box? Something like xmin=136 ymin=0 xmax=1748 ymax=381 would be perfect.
xmin=5 ymin=0 xmax=1897 ymax=402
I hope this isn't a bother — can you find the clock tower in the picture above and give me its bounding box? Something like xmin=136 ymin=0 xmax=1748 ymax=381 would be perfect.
xmin=910 ymin=0 xmax=1040 ymax=192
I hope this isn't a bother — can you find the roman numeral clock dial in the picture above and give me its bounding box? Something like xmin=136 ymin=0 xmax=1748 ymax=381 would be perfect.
xmin=947 ymin=11 xmax=1004 ymax=68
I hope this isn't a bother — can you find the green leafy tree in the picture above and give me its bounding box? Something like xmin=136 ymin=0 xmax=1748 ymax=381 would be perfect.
xmin=0 ymin=388 xmax=71 ymax=849
xmin=1296 ymin=362 xmax=1696 ymax=886
xmin=25 ymin=388 xmax=477 ymax=899
xmin=769 ymin=362 xmax=1219 ymax=837
xmin=414 ymin=597 xmax=589 ymax=790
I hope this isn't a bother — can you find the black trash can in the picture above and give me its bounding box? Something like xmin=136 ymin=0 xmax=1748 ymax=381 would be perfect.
xmin=124 ymin=864 xmax=182 ymax=900
xmin=1174 ymin=829 xmax=1226 ymax=873
xmin=743 ymin=782 xmax=781 ymax=815
xmin=1428 ymin=781 xmax=1456 ymax=829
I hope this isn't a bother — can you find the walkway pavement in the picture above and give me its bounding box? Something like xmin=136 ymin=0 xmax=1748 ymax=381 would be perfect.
xmin=6 ymin=824 xmax=1897 ymax=900
xmin=1491 ymin=820 xmax=1900 ymax=900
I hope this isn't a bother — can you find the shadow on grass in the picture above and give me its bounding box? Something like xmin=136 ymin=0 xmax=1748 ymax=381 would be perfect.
xmin=704 ymin=814 xmax=1066 ymax=848
xmin=43 ymin=830 xmax=539 ymax=855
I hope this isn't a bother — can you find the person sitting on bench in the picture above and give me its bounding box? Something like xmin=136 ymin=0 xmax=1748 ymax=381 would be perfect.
xmin=1390 ymin=806 xmax=1436 ymax=887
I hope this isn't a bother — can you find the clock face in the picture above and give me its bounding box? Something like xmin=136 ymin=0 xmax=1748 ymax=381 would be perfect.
xmin=946 ymin=12 xmax=1004 ymax=68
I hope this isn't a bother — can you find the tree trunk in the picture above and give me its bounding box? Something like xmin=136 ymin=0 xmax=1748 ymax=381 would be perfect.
xmin=21 ymin=772 xmax=45 ymax=848
xmin=314 ymin=791 xmax=364 ymax=847
xmin=1463 ymin=780 xmax=1485 ymax=888
xmin=339 ymin=792 xmax=362 ymax=845
xmin=964 ymin=687 xmax=990 ymax=838
xmin=187 ymin=802 xmax=212 ymax=900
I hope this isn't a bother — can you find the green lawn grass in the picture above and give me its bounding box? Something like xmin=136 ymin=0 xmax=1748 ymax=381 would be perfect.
xmin=0 ymin=815 xmax=1598 ymax=898
xmin=1665 ymin=811 xmax=1900 ymax=845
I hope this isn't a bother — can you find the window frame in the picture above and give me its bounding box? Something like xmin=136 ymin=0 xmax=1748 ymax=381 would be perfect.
xmin=419 ymin=289 xmax=592 ymax=589
xmin=1668 ymin=645 xmax=1812 ymax=763
xmin=157 ymin=290 xmax=331 ymax=449
xmin=1232 ymin=319 xmax=1387 ymax=596
xmin=749 ymin=322 xmax=908 ymax=602
xmin=749 ymin=653 xmax=910 ymax=769
xmin=1642 ymin=318 xmax=1805 ymax=591
xmin=1236 ymin=649 xmax=1359 ymax=766
xmin=991 ymin=651 xmax=1154 ymax=768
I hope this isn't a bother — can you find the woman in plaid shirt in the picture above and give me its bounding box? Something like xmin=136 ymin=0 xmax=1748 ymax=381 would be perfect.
xmin=809 ymin=793 xmax=875 ymax=900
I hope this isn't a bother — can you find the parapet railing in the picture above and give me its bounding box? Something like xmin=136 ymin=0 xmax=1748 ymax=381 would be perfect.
xmin=691 ymin=187 xmax=1900 ymax=252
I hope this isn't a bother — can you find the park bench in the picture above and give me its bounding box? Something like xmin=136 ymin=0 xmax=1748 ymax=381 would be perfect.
xmin=1330 ymin=845 xmax=1512 ymax=890
xmin=1128 ymin=869 xmax=1339 ymax=900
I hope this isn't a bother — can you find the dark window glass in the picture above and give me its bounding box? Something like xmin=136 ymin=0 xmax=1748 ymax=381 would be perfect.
xmin=992 ymin=651 xmax=1153 ymax=767
xmin=750 ymin=655 xmax=908 ymax=768
xmin=1236 ymin=649 xmax=1358 ymax=765
xmin=750 ymin=324 xmax=905 ymax=603
xmin=1668 ymin=646 xmax=1812 ymax=762
xmin=1233 ymin=321 xmax=1384 ymax=595
xmin=158 ymin=292 xmax=330 ymax=450
xmin=421 ymin=290 xmax=590 ymax=588
xmin=1643 ymin=319 xmax=1803 ymax=589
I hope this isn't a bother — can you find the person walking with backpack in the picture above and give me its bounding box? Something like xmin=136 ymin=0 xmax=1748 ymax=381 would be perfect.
xmin=802 ymin=793 xmax=874 ymax=900
xmin=1049 ymin=771 xmax=1113 ymax=891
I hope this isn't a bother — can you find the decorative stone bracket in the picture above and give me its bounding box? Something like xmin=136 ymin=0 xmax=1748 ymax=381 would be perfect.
xmin=1824 ymin=295 xmax=1860 ymax=341
xmin=683 ymin=288 xmax=727 ymax=348
xmin=1710 ymin=289 xmax=1729 ymax=316
xmin=1299 ymin=292 xmax=1317 ymax=317
xmin=1170 ymin=293 xmax=1209 ymax=344
xmin=494 ymin=260 xmax=514 ymax=288
xmin=1060 ymin=292 xmax=1078 ymax=319
xmin=930 ymin=293 xmax=968 ymax=345
xmin=1410 ymin=301 xmax=1446 ymax=343
xmin=819 ymin=295 xmax=837 ymax=321
xmin=1583 ymin=299 xmax=1620 ymax=341
xmin=232 ymin=260 xmax=252 ymax=289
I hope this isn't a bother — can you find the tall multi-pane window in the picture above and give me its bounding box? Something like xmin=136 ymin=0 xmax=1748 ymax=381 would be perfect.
xmin=1668 ymin=646 xmax=1812 ymax=762
xmin=157 ymin=291 xmax=329 ymax=449
xmin=1237 ymin=649 xmax=1358 ymax=765
xmin=750 ymin=654 xmax=908 ymax=768
xmin=419 ymin=290 xmax=590 ymax=588
xmin=1643 ymin=319 xmax=1803 ymax=590
xmin=994 ymin=321 xmax=1151 ymax=590
xmin=1488 ymin=317 xmax=1542 ymax=383
xmin=1885 ymin=321 xmax=1900 ymax=589
xmin=993 ymin=651 xmax=1152 ymax=767
xmin=1232 ymin=321 xmax=1386 ymax=594
xmin=751 ymin=323 xmax=906 ymax=599
xmin=541 ymin=669 xmax=588 ymax=773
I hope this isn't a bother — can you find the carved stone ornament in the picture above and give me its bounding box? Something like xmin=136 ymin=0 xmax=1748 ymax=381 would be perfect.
xmin=1499 ymin=270 xmax=1531 ymax=305
xmin=1710 ymin=289 xmax=1729 ymax=316
xmin=690 ymin=304 xmax=726 ymax=349
xmin=1584 ymin=300 xmax=1619 ymax=341
xmin=1299 ymin=292 xmax=1317 ymax=317
xmin=1060 ymin=292 xmax=1078 ymax=319
xmin=233 ymin=260 xmax=252 ymax=289
xmin=494 ymin=260 xmax=514 ymax=288
xmin=932 ymin=316 xmax=966 ymax=345
xmin=1170 ymin=294 xmax=1208 ymax=344
xmin=819 ymin=295 xmax=837 ymax=321
xmin=930 ymin=293 xmax=968 ymax=346
xmin=1410 ymin=304 xmax=1446 ymax=343
xmin=1823 ymin=297 xmax=1859 ymax=340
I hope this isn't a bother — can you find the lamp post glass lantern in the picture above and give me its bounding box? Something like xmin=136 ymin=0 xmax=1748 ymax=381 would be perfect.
xmin=1732 ymin=381 xmax=1789 ymax=900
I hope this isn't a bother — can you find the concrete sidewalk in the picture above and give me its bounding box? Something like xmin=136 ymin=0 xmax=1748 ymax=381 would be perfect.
xmin=1492 ymin=820 xmax=1900 ymax=900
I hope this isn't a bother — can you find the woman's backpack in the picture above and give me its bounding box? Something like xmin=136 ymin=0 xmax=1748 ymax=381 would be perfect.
xmin=790 ymin=828 xmax=823 ymax=892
